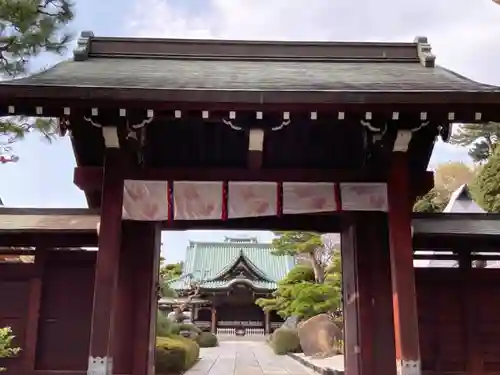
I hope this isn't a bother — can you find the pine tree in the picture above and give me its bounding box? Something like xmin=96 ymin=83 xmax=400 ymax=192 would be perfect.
xmin=474 ymin=146 xmax=500 ymax=212
xmin=413 ymin=188 xmax=447 ymax=213
xmin=0 ymin=1 xmax=74 ymax=160
xmin=256 ymin=232 xmax=342 ymax=320
xmin=450 ymin=123 xmax=500 ymax=163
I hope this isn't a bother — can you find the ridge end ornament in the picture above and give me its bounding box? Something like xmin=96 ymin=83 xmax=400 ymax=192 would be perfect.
xmin=414 ymin=36 xmax=435 ymax=68
xmin=396 ymin=359 xmax=421 ymax=375
xmin=74 ymin=30 xmax=94 ymax=61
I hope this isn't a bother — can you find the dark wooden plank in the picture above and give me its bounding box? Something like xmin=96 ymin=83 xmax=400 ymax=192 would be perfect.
xmin=22 ymin=247 xmax=46 ymax=373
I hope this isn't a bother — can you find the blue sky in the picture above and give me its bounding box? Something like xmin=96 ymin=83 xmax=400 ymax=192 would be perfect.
xmin=2 ymin=0 xmax=500 ymax=262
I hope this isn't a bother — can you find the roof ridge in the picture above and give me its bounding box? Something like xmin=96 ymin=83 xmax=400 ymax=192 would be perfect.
xmin=73 ymin=31 xmax=430 ymax=66
xmin=208 ymin=250 xmax=273 ymax=283
xmin=443 ymin=183 xmax=485 ymax=213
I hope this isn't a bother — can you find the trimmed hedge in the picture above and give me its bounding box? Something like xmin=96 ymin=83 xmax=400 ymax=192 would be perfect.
xmin=271 ymin=328 xmax=301 ymax=355
xmin=156 ymin=335 xmax=200 ymax=374
xmin=196 ymin=332 xmax=218 ymax=348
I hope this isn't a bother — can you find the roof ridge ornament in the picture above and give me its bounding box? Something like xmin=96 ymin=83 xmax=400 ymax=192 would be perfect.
xmin=414 ymin=36 xmax=435 ymax=68
xmin=74 ymin=31 xmax=94 ymax=61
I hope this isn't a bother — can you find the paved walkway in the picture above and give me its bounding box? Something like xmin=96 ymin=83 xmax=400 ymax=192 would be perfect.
xmin=186 ymin=341 xmax=315 ymax=375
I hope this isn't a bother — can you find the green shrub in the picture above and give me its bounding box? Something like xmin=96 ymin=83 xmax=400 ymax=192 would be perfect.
xmin=156 ymin=335 xmax=199 ymax=374
xmin=196 ymin=332 xmax=218 ymax=348
xmin=155 ymin=346 xmax=186 ymax=374
xmin=178 ymin=323 xmax=201 ymax=334
xmin=171 ymin=323 xmax=201 ymax=340
xmin=169 ymin=322 xmax=181 ymax=335
xmin=156 ymin=313 xmax=174 ymax=337
xmin=271 ymin=328 xmax=301 ymax=355
xmin=0 ymin=327 xmax=21 ymax=372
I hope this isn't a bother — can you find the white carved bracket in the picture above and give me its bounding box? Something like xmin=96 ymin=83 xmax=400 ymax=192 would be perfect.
xmin=87 ymin=356 xmax=112 ymax=375
xmin=248 ymin=129 xmax=264 ymax=152
xmin=396 ymin=359 xmax=421 ymax=375
xmin=393 ymin=130 xmax=413 ymax=152
xmin=102 ymin=127 xmax=120 ymax=149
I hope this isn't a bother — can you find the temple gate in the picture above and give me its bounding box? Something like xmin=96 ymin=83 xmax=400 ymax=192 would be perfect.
xmin=0 ymin=32 xmax=500 ymax=375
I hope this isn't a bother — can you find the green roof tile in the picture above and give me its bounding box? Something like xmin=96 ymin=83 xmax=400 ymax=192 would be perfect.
xmin=168 ymin=237 xmax=295 ymax=291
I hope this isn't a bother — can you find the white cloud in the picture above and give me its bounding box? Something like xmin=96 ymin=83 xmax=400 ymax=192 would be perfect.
xmin=128 ymin=0 xmax=500 ymax=165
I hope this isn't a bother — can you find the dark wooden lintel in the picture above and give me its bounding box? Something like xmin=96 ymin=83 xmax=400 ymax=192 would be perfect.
xmin=75 ymin=166 xmax=388 ymax=189
xmin=0 ymin=233 xmax=98 ymax=247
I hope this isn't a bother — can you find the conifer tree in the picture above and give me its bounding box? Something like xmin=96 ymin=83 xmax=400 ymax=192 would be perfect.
xmin=474 ymin=146 xmax=500 ymax=212
xmin=450 ymin=122 xmax=500 ymax=163
xmin=0 ymin=0 xmax=74 ymax=160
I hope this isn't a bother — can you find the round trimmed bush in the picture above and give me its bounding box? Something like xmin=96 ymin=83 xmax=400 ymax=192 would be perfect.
xmin=156 ymin=335 xmax=200 ymax=374
xmin=155 ymin=346 xmax=186 ymax=373
xmin=271 ymin=328 xmax=301 ymax=355
xmin=196 ymin=332 xmax=218 ymax=348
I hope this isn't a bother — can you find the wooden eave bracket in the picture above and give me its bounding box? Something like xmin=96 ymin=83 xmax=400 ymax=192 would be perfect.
xmin=73 ymin=30 xmax=94 ymax=61
xmin=414 ymin=36 xmax=435 ymax=68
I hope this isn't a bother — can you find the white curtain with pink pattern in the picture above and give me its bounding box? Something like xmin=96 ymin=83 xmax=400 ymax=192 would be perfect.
xmin=120 ymin=180 xmax=389 ymax=221
xmin=173 ymin=181 xmax=223 ymax=220
xmin=228 ymin=181 xmax=278 ymax=218
xmin=340 ymin=182 xmax=388 ymax=211
xmin=122 ymin=180 xmax=169 ymax=221
xmin=283 ymin=182 xmax=337 ymax=214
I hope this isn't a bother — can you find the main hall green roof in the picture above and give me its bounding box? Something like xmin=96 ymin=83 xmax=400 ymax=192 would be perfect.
xmin=168 ymin=237 xmax=295 ymax=291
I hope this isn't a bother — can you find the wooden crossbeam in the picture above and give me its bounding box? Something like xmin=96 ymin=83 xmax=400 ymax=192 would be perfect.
xmin=74 ymin=166 xmax=433 ymax=201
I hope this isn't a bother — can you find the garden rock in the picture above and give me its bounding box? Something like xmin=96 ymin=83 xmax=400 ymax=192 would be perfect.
xmin=297 ymin=314 xmax=342 ymax=358
xmin=281 ymin=315 xmax=299 ymax=330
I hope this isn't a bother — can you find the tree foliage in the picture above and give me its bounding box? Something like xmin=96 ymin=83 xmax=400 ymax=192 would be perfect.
xmin=433 ymin=162 xmax=477 ymax=193
xmin=0 ymin=0 xmax=75 ymax=158
xmin=413 ymin=188 xmax=447 ymax=213
xmin=474 ymin=146 xmax=500 ymax=212
xmin=450 ymin=122 xmax=500 ymax=163
xmin=256 ymin=263 xmax=341 ymax=320
xmin=0 ymin=0 xmax=74 ymax=76
xmin=256 ymin=232 xmax=342 ymax=320
xmin=413 ymin=162 xmax=477 ymax=212
xmin=160 ymin=261 xmax=183 ymax=280
xmin=158 ymin=260 xmax=183 ymax=298
xmin=0 ymin=327 xmax=21 ymax=372
xmin=272 ymin=231 xmax=339 ymax=283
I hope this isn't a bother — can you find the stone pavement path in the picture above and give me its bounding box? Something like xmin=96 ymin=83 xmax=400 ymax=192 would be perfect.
xmin=186 ymin=341 xmax=315 ymax=375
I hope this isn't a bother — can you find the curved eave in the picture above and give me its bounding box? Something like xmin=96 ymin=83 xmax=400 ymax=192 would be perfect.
xmin=1 ymin=84 xmax=500 ymax=107
xmin=200 ymin=278 xmax=277 ymax=291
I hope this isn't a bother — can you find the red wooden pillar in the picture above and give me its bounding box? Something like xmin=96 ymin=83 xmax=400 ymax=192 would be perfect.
xmin=87 ymin=149 xmax=124 ymax=375
xmin=341 ymin=219 xmax=369 ymax=375
xmin=387 ymin=153 xmax=421 ymax=375
xmin=341 ymin=214 xmax=396 ymax=375
xmin=131 ymin=222 xmax=161 ymax=375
